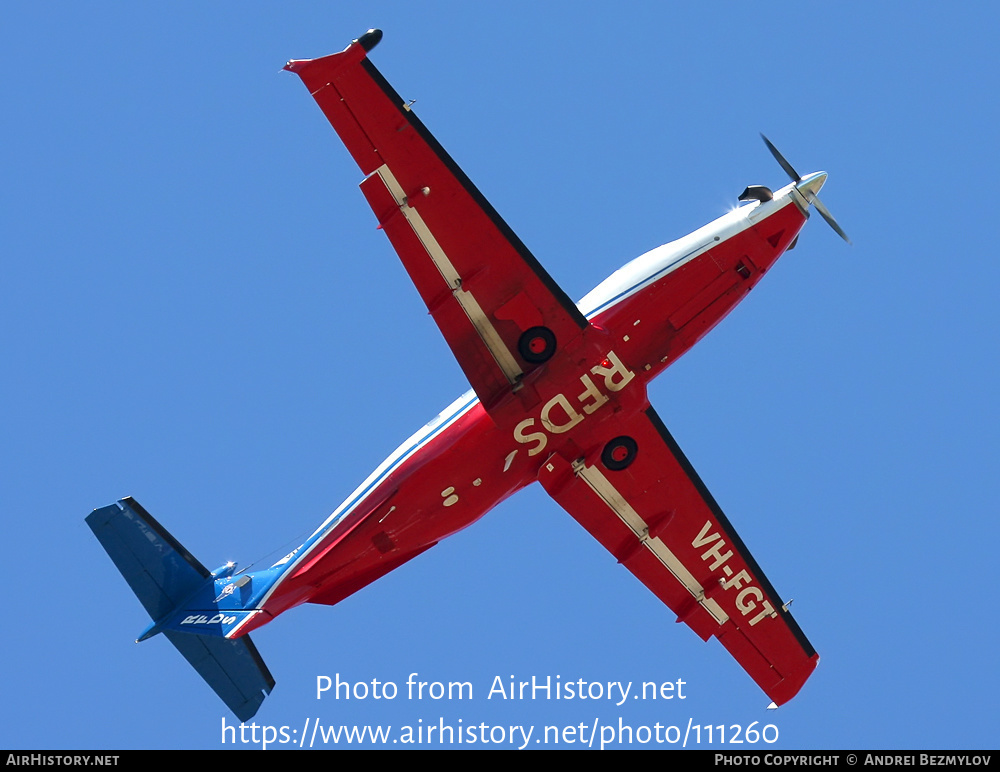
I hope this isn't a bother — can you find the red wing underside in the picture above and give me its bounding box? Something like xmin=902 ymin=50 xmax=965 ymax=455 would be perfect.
xmin=537 ymin=407 xmax=818 ymax=706
xmin=287 ymin=40 xmax=587 ymax=411
xmin=287 ymin=35 xmax=817 ymax=706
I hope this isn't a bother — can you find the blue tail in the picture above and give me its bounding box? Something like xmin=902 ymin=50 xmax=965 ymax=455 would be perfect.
xmin=86 ymin=497 xmax=276 ymax=720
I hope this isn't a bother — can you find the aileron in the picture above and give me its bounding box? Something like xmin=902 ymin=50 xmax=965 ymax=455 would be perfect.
xmin=286 ymin=34 xmax=585 ymax=410
xmin=538 ymin=407 xmax=817 ymax=705
xmin=90 ymin=30 xmax=838 ymax=720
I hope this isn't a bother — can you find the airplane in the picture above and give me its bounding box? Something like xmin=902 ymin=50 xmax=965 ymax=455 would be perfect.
xmin=86 ymin=28 xmax=847 ymax=721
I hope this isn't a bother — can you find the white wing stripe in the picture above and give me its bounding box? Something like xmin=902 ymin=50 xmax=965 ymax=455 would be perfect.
xmin=373 ymin=164 xmax=523 ymax=384
xmin=572 ymin=460 xmax=729 ymax=625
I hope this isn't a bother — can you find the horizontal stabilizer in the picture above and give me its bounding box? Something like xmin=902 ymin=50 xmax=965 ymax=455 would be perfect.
xmin=86 ymin=497 xmax=210 ymax=622
xmin=164 ymin=631 xmax=274 ymax=722
xmin=86 ymin=497 xmax=275 ymax=720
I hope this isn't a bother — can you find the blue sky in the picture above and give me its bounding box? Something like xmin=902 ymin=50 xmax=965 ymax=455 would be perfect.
xmin=2 ymin=2 xmax=997 ymax=750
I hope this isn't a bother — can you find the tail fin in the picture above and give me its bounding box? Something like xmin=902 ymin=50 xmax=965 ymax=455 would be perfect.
xmin=86 ymin=497 xmax=275 ymax=721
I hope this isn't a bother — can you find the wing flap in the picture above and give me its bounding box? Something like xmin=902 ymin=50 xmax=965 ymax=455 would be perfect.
xmin=537 ymin=450 xmax=722 ymax=642
xmin=287 ymin=35 xmax=587 ymax=410
xmin=537 ymin=407 xmax=818 ymax=705
xmin=359 ymin=166 xmax=525 ymax=399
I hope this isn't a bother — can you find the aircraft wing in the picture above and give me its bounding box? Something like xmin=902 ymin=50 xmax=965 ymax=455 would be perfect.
xmin=537 ymin=406 xmax=818 ymax=706
xmin=286 ymin=31 xmax=588 ymax=411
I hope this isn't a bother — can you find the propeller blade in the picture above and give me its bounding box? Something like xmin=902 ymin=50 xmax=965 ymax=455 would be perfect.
xmin=760 ymin=133 xmax=801 ymax=182
xmin=759 ymin=135 xmax=851 ymax=246
xmin=812 ymin=195 xmax=852 ymax=245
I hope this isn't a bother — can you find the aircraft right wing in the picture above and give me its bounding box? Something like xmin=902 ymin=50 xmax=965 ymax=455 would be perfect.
xmin=285 ymin=31 xmax=588 ymax=412
xmin=537 ymin=406 xmax=818 ymax=706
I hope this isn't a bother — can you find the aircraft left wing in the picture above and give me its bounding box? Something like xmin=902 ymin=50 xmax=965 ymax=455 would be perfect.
xmin=537 ymin=407 xmax=818 ymax=706
xmin=285 ymin=31 xmax=588 ymax=411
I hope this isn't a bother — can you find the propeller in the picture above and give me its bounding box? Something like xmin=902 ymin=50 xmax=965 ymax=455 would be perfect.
xmin=761 ymin=133 xmax=851 ymax=245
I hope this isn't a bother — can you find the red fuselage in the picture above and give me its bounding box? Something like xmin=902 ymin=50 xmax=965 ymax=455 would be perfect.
xmin=236 ymin=193 xmax=808 ymax=635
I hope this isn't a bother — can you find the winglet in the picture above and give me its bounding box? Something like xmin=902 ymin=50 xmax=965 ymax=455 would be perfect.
xmin=357 ymin=28 xmax=383 ymax=52
xmin=283 ymin=29 xmax=382 ymax=76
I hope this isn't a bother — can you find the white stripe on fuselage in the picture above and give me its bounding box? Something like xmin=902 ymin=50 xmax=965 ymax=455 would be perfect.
xmin=304 ymin=389 xmax=478 ymax=542
xmin=577 ymin=194 xmax=794 ymax=318
xmin=241 ymin=193 xmax=796 ymax=629
xmin=225 ymin=388 xmax=482 ymax=635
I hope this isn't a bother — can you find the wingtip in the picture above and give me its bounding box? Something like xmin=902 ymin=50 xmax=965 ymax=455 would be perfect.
xmin=356 ymin=28 xmax=383 ymax=52
xmin=283 ymin=29 xmax=382 ymax=75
